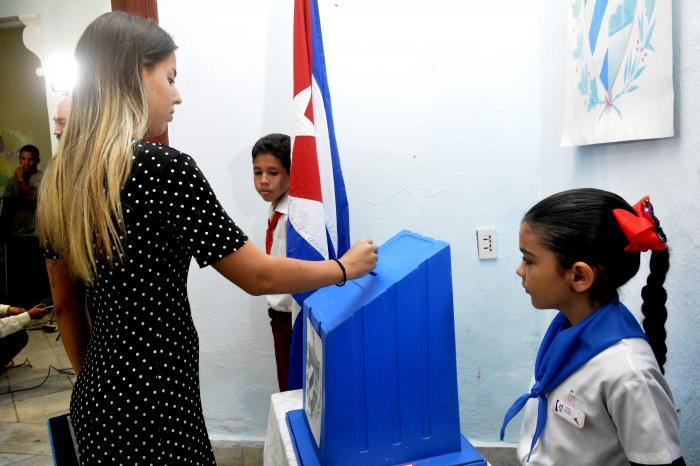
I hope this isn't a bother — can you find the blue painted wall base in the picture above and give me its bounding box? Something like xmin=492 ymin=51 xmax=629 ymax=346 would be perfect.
xmin=287 ymin=409 xmax=487 ymax=466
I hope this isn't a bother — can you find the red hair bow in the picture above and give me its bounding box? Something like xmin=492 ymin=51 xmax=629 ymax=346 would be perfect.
xmin=612 ymin=196 xmax=668 ymax=252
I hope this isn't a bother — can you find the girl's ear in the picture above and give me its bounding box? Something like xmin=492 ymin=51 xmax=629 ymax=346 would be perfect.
xmin=566 ymin=261 xmax=596 ymax=293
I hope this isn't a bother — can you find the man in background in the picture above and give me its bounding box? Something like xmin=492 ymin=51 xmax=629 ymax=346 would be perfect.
xmin=53 ymin=94 xmax=72 ymax=142
xmin=2 ymin=144 xmax=42 ymax=237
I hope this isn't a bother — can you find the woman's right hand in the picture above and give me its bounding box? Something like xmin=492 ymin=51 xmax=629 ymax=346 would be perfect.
xmin=339 ymin=239 xmax=378 ymax=280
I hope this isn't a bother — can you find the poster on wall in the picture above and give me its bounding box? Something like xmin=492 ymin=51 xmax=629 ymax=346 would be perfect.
xmin=0 ymin=130 xmax=34 ymax=192
xmin=561 ymin=0 xmax=673 ymax=146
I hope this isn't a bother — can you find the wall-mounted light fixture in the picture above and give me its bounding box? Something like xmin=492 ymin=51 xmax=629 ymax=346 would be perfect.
xmin=42 ymin=53 xmax=77 ymax=95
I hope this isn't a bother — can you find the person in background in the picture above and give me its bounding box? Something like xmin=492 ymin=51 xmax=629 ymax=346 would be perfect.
xmin=0 ymin=303 xmax=48 ymax=373
xmin=53 ymin=94 xmax=72 ymax=142
xmin=2 ymin=144 xmax=42 ymax=236
xmin=1 ymin=144 xmax=48 ymax=306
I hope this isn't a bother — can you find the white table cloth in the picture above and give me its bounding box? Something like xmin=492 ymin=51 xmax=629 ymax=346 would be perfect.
xmin=263 ymin=389 xmax=303 ymax=466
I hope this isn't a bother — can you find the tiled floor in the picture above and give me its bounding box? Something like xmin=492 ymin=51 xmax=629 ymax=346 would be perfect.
xmin=0 ymin=329 xmax=267 ymax=466
xmin=0 ymin=330 xmax=517 ymax=466
xmin=0 ymin=325 xmax=74 ymax=465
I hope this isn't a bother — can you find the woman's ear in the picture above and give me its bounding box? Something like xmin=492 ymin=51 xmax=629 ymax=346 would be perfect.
xmin=566 ymin=261 xmax=596 ymax=293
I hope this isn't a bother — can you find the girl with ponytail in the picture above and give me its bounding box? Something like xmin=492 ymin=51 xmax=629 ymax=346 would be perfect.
xmin=500 ymin=188 xmax=684 ymax=466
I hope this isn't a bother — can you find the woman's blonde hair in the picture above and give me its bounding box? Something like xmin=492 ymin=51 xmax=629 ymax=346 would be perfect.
xmin=38 ymin=11 xmax=176 ymax=283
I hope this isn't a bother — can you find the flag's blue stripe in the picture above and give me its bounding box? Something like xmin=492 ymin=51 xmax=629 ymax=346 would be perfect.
xmin=288 ymin=313 xmax=304 ymax=390
xmin=287 ymin=219 xmax=325 ymax=262
xmin=287 ymin=205 xmax=320 ymax=389
xmin=325 ymin=228 xmax=337 ymax=259
xmin=288 ymin=220 xmax=325 ymax=304
xmin=311 ymin=0 xmax=351 ymax=258
xmin=588 ymin=0 xmax=609 ymax=54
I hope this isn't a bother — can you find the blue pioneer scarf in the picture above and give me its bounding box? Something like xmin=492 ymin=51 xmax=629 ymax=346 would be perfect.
xmin=499 ymin=300 xmax=647 ymax=461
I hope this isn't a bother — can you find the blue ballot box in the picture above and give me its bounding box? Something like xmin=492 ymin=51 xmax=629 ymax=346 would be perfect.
xmin=286 ymin=231 xmax=487 ymax=466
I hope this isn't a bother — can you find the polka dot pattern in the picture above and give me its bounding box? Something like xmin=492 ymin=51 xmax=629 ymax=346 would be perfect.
xmin=56 ymin=141 xmax=247 ymax=465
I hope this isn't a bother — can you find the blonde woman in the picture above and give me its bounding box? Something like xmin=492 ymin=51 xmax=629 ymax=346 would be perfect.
xmin=38 ymin=12 xmax=377 ymax=465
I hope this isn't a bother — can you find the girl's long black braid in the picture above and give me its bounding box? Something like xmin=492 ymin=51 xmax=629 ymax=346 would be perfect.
xmin=641 ymin=248 xmax=670 ymax=374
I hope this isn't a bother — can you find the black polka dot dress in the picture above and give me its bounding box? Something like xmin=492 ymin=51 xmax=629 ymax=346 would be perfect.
xmin=65 ymin=141 xmax=247 ymax=465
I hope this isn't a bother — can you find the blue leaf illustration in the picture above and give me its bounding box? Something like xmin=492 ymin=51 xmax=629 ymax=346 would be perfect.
xmin=638 ymin=15 xmax=644 ymax=40
xmin=646 ymin=43 xmax=656 ymax=53
xmin=578 ymin=74 xmax=588 ymax=95
xmin=597 ymin=103 xmax=622 ymax=121
xmin=572 ymin=0 xmax=583 ymax=17
xmin=589 ymin=97 xmax=599 ymax=111
xmin=590 ymin=78 xmax=600 ymax=102
xmin=612 ymin=104 xmax=622 ymax=118
xmin=633 ymin=65 xmax=646 ymax=80
xmin=588 ymin=78 xmax=601 ymax=111
xmin=578 ymin=63 xmax=589 ymax=95
xmin=627 ymin=85 xmax=639 ymax=93
xmin=609 ymin=0 xmax=637 ymax=36
xmin=645 ymin=0 xmax=655 ymax=21
xmin=645 ymin=20 xmax=656 ymax=49
xmin=625 ymin=55 xmax=632 ymax=84
xmin=574 ymin=32 xmax=583 ymax=59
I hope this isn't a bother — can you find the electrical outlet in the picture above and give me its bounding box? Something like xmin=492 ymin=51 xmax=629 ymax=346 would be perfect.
xmin=476 ymin=227 xmax=497 ymax=260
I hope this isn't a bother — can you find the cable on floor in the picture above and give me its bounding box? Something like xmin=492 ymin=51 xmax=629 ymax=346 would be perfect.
xmin=0 ymin=364 xmax=75 ymax=395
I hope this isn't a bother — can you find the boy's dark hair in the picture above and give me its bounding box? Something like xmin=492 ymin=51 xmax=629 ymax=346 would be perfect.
xmin=524 ymin=188 xmax=670 ymax=373
xmin=252 ymin=133 xmax=291 ymax=174
xmin=19 ymin=144 xmax=40 ymax=161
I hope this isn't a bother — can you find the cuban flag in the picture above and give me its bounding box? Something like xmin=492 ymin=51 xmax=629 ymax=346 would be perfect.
xmin=286 ymin=0 xmax=350 ymax=389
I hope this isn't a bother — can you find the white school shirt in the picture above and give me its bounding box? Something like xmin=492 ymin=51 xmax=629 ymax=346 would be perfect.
xmin=0 ymin=304 xmax=30 ymax=339
xmin=265 ymin=193 xmax=301 ymax=323
xmin=518 ymin=338 xmax=682 ymax=466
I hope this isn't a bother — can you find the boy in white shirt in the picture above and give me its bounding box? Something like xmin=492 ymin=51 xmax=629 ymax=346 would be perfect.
xmin=252 ymin=134 xmax=299 ymax=391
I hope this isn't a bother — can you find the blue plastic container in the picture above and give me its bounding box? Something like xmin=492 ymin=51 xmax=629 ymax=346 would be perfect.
xmin=287 ymin=231 xmax=486 ymax=466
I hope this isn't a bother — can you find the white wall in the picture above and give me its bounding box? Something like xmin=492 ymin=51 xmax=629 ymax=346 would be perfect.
xmin=158 ymin=1 xmax=698 ymax=463
xmin=161 ymin=0 xmax=542 ymax=442
xmin=0 ymin=0 xmax=111 ymax=154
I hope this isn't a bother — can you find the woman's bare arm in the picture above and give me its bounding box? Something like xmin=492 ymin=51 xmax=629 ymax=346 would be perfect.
xmin=213 ymin=239 xmax=377 ymax=296
xmin=46 ymin=259 xmax=90 ymax=374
